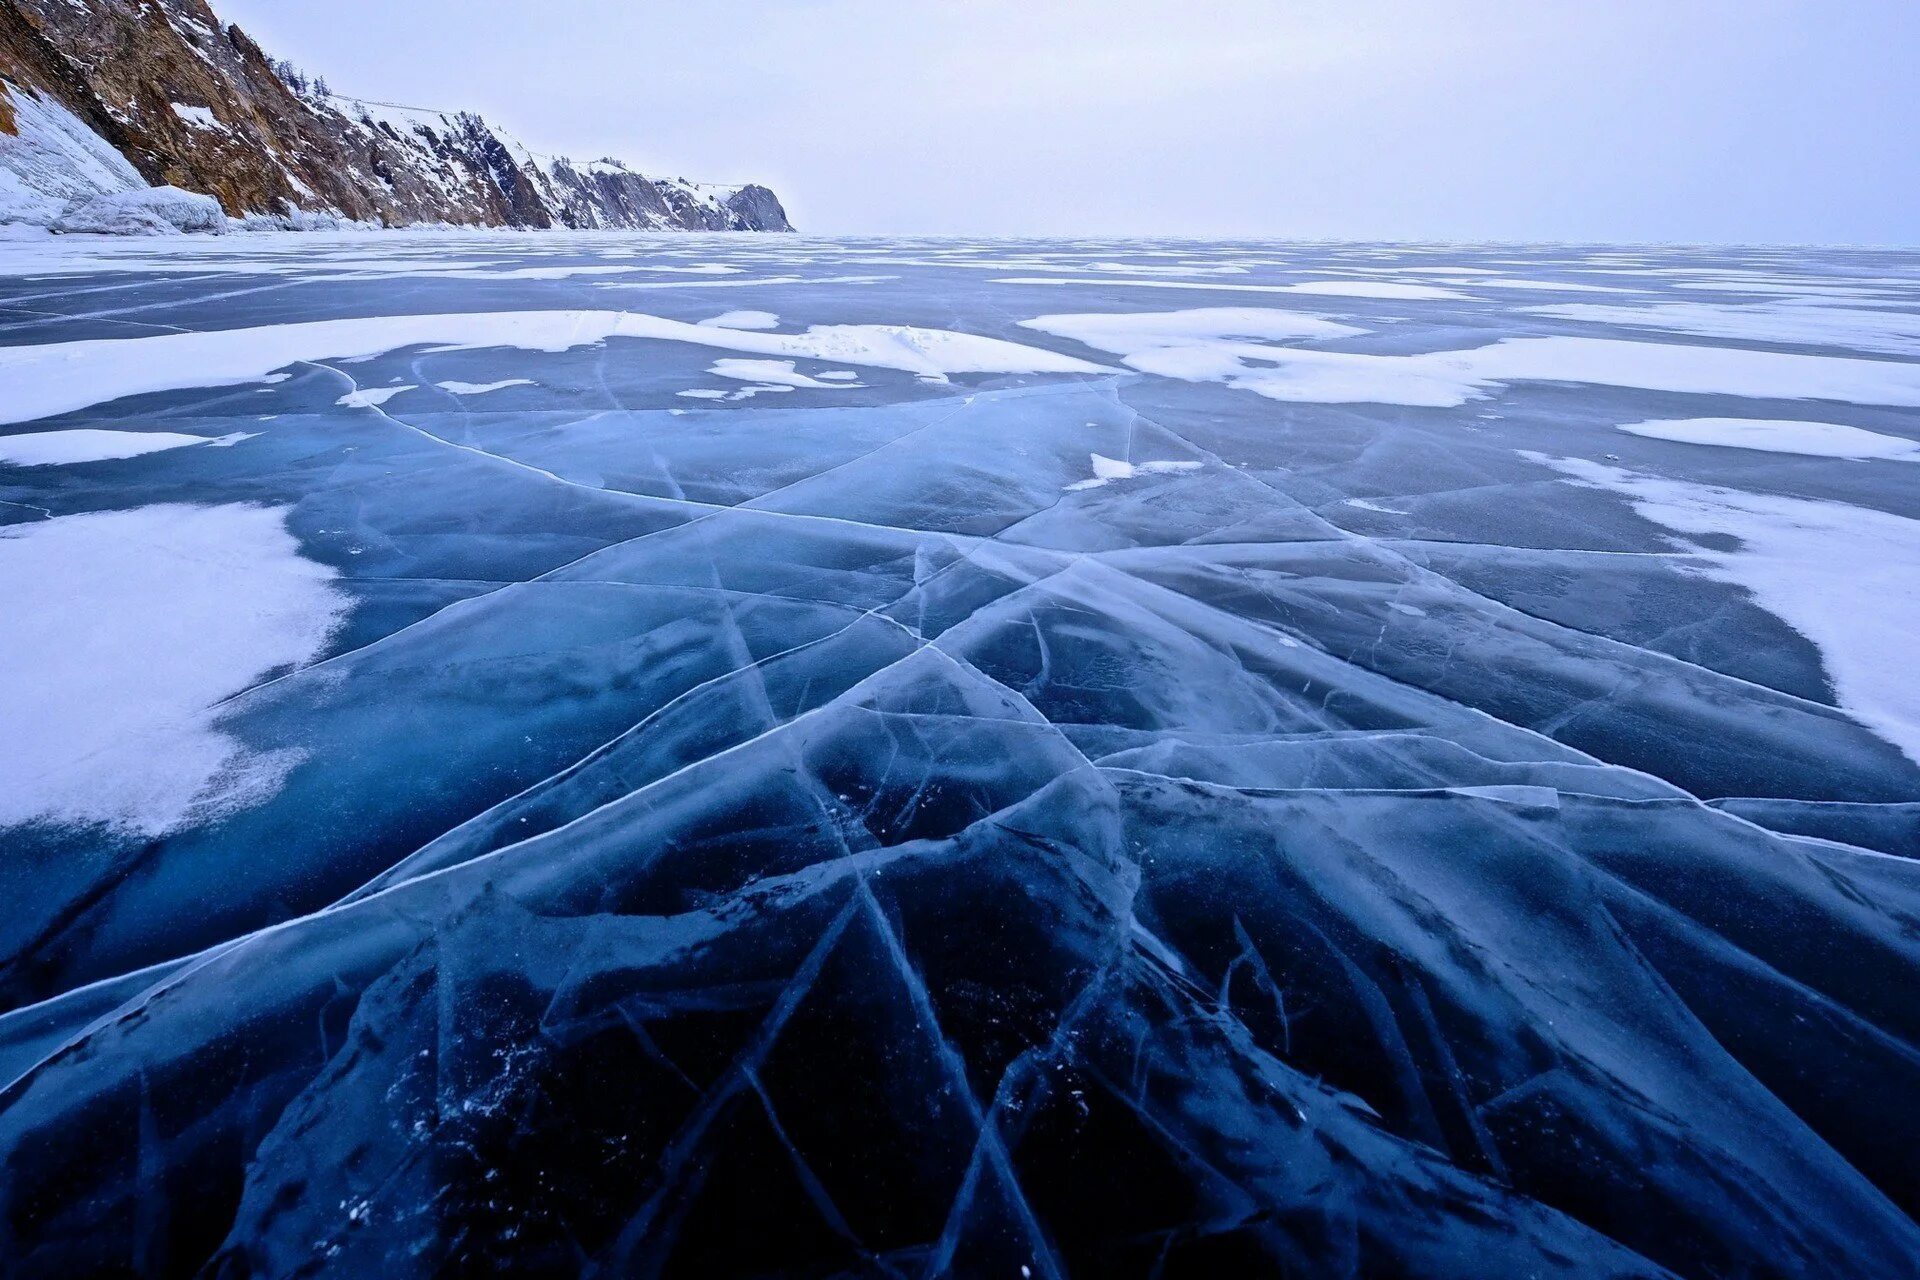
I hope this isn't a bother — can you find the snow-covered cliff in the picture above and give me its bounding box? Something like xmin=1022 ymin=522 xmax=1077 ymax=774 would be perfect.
xmin=0 ymin=0 xmax=792 ymax=233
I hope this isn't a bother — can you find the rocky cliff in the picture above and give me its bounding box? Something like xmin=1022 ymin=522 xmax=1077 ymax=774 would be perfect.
xmin=0 ymin=0 xmax=791 ymax=232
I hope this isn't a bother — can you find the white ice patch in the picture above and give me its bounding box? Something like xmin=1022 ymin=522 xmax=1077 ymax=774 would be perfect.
xmin=424 ymin=264 xmax=649 ymax=281
xmin=1083 ymin=262 xmax=1250 ymax=277
xmin=1000 ymin=277 xmax=1468 ymax=301
xmin=708 ymin=359 xmax=862 ymax=390
xmin=678 ymin=384 xmax=794 ymax=402
xmin=436 ymin=379 xmax=534 ymax=396
xmin=1023 ymin=311 xmax=1920 ymax=409
xmin=1024 ymin=307 xmax=1364 ymax=352
xmin=1529 ymin=454 xmax=1920 ymax=766
xmin=336 ymin=385 xmax=417 ymax=409
xmin=0 ymin=503 xmax=346 ymax=835
xmin=0 ymin=310 xmax=1111 ymax=425
xmin=1525 ymin=301 xmax=1920 ymax=357
xmin=1617 ymin=418 xmax=1920 ymax=462
xmin=1066 ymin=453 xmax=1204 ymax=491
xmin=1463 ymin=278 xmax=1633 ymax=294
xmin=699 ymin=310 xmax=781 ymax=331
xmin=633 ymin=264 xmax=744 ymax=275
xmin=0 ymin=428 xmax=242 ymax=467
xmin=601 ymin=275 xmax=893 ymax=291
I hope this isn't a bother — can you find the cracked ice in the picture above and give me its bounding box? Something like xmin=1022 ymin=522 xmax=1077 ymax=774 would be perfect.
xmin=1 ymin=231 xmax=1918 ymax=1280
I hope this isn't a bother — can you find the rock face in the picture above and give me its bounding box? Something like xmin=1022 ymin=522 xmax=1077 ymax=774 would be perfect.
xmin=0 ymin=0 xmax=792 ymax=231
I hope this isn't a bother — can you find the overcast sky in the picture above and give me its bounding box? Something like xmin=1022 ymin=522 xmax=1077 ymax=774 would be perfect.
xmin=214 ymin=0 xmax=1919 ymax=243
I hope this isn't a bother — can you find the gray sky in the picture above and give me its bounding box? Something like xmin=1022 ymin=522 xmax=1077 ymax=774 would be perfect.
xmin=215 ymin=0 xmax=1920 ymax=243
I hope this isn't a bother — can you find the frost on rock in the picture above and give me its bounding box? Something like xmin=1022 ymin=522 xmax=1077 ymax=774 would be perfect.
xmin=0 ymin=234 xmax=1918 ymax=1279
xmin=51 ymin=185 xmax=227 ymax=236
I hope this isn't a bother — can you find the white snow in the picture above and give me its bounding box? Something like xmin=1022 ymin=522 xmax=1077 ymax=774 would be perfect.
xmin=1066 ymin=453 xmax=1204 ymax=491
xmin=335 ymin=385 xmax=417 ymax=409
xmin=1462 ymin=278 xmax=1632 ymax=294
xmin=426 ymin=264 xmax=646 ymax=281
xmin=1022 ymin=310 xmax=1920 ymax=409
xmin=1617 ymin=418 xmax=1920 ymax=461
xmin=1023 ymin=307 xmax=1364 ymax=352
xmin=0 ymin=309 xmax=1113 ymax=425
xmin=170 ymin=103 xmax=221 ymax=130
xmin=677 ymin=383 xmax=794 ymax=402
xmin=0 ymin=428 xmax=242 ymax=467
xmin=1525 ymin=301 xmax=1920 ymax=357
xmin=1528 ymin=454 xmax=1920 ymax=767
xmin=0 ymin=504 xmax=347 ymax=835
xmin=631 ymin=264 xmax=745 ymax=275
xmin=436 ymin=379 xmax=535 ymax=396
xmin=708 ymin=358 xmax=863 ymax=390
xmin=999 ymin=277 xmax=1469 ymax=301
xmin=699 ymin=310 xmax=781 ymax=330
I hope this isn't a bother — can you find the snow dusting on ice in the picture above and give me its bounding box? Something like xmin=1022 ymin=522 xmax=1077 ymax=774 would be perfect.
xmin=698 ymin=310 xmax=782 ymax=330
xmin=1616 ymin=418 xmax=1920 ymax=461
xmin=435 ymin=379 xmax=535 ymax=396
xmin=1066 ymin=453 xmax=1204 ymax=490
xmin=0 ymin=503 xmax=345 ymax=835
xmin=1530 ymin=453 xmax=1920 ymax=765
xmin=0 ymin=428 xmax=241 ymax=466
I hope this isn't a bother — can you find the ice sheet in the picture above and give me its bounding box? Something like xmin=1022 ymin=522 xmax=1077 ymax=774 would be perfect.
xmin=1 ymin=234 xmax=1917 ymax=1280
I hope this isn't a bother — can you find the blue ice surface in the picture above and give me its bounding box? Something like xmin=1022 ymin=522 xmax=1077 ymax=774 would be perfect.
xmin=1 ymin=233 xmax=1918 ymax=1278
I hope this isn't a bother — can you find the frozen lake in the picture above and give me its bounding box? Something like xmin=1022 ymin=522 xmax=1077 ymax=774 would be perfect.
xmin=2 ymin=232 xmax=1918 ymax=1277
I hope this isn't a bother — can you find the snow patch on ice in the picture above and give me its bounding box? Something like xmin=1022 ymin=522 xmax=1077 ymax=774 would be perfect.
xmin=1066 ymin=453 xmax=1204 ymax=491
xmin=436 ymin=379 xmax=534 ymax=396
xmin=1617 ymin=418 xmax=1920 ymax=461
xmin=699 ymin=310 xmax=781 ymax=330
xmin=336 ymin=384 xmax=417 ymax=409
xmin=0 ymin=310 xmax=1112 ymax=425
xmin=1526 ymin=301 xmax=1920 ymax=357
xmin=1000 ymin=277 xmax=1469 ymax=301
xmin=0 ymin=429 xmax=235 ymax=467
xmin=0 ymin=504 xmax=347 ymax=836
xmin=708 ymin=358 xmax=863 ymax=390
xmin=1024 ymin=310 xmax=1920 ymax=409
xmin=1528 ymin=453 xmax=1920 ymax=766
